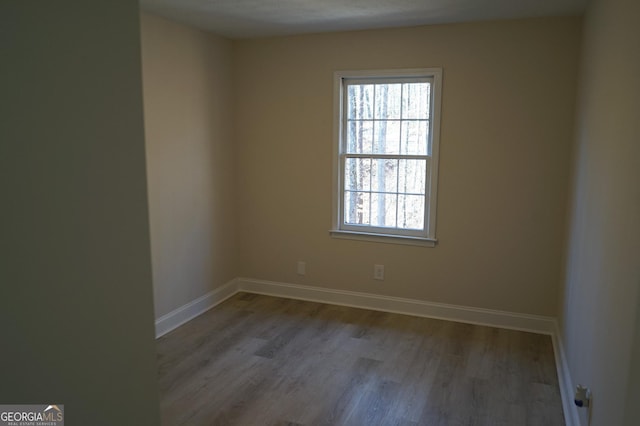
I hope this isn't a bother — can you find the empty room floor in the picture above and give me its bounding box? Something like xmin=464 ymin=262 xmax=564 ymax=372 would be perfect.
xmin=157 ymin=293 xmax=564 ymax=425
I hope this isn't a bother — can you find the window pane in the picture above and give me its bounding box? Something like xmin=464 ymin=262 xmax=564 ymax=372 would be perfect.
xmin=373 ymin=120 xmax=400 ymax=154
xmin=375 ymin=84 xmax=402 ymax=119
xmin=347 ymin=120 xmax=373 ymax=154
xmin=398 ymin=160 xmax=426 ymax=195
xmin=371 ymin=193 xmax=397 ymax=227
xmin=371 ymin=158 xmax=398 ymax=193
xmin=344 ymin=158 xmax=371 ymax=191
xmin=339 ymin=71 xmax=440 ymax=238
xmin=398 ymin=194 xmax=425 ymax=230
xmin=344 ymin=191 xmax=370 ymax=225
xmin=401 ymin=120 xmax=429 ymax=155
xmin=402 ymin=83 xmax=430 ymax=119
xmin=347 ymin=84 xmax=374 ymax=119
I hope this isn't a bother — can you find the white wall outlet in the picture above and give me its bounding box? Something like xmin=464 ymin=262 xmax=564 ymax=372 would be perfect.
xmin=574 ymin=384 xmax=591 ymax=408
xmin=374 ymin=264 xmax=384 ymax=280
xmin=297 ymin=261 xmax=306 ymax=276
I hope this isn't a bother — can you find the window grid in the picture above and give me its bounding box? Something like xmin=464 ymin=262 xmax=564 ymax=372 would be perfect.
xmin=342 ymin=81 xmax=430 ymax=231
xmin=396 ymin=83 xmax=403 ymax=224
xmin=333 ymin=68 xmax=441 ymax=244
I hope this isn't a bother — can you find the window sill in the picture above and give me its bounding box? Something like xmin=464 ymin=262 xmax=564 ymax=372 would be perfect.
xmin=329 ymin=230 xmax=437 ymax=247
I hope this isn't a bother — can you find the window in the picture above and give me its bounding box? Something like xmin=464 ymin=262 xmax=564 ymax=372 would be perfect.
xmin=331 ymin=68 xmax=442 ymax=247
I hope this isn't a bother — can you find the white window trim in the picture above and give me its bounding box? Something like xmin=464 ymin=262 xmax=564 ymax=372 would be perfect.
xmin=330 ymin=68 xmax=443 ymax=247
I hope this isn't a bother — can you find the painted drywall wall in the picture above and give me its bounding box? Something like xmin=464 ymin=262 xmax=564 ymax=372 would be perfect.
xmin=233 ymin=17 xmax=581 ymax=316
xmin=559 ymin=0 xmax=640 ymax=424
xmin=0 ymin=1 xmax=160 ymax=424
xmin=624 ymin=287 xmax=640 ymax=426
xmin=141 ymin=13 xmax=237 ymax=319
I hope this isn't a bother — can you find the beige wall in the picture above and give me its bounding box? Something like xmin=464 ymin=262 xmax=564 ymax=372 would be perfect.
xmin=141 ymin=13 xmax=237 ymax=318
xmin=625 ymin=291 xmax=640 ymax=426
xmin=0 ymin=1 xmax=160 ymax=423
xmin=233 ymin=17 xmax=581 ymax=316
xmin=559 ymin=0 xmax=640 ymax=424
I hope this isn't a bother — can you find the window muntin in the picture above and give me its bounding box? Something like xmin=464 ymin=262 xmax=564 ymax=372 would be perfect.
xmin=333 ymin=69 xmax=442 ymax=244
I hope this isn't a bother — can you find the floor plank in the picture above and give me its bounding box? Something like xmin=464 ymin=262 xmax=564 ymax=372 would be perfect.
xmin=157 ymin=293 xmax=565 ymax=425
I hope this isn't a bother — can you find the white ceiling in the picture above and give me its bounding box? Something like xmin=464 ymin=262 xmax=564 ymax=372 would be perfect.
xmin=140 ymin=0 xmax=587 ymax=39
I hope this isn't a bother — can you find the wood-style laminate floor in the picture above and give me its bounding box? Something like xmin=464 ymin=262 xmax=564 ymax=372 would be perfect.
xmin=157 ymin=293 xmax=565 ymax=426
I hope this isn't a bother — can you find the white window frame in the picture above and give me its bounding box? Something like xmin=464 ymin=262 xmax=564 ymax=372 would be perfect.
xmin=330 ymin=68 xmax=442 ymax=247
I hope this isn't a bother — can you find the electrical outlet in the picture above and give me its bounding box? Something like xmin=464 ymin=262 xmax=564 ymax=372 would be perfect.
xmin=574 ymin=385 xmax=591 ymax=408
xmin=374 ymin=264 xmax=384 ymax=280
xmin=297 ymin=261 xmax=306 ymax=276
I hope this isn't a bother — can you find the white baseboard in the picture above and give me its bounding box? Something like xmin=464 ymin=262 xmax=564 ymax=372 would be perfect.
xmin=154 ymin=279 xmax=238 ymax=338
xmin=236 ymin=278 xmax=556 ymax=335
xmin=552 ymin=323 xmax=580 ymax=426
